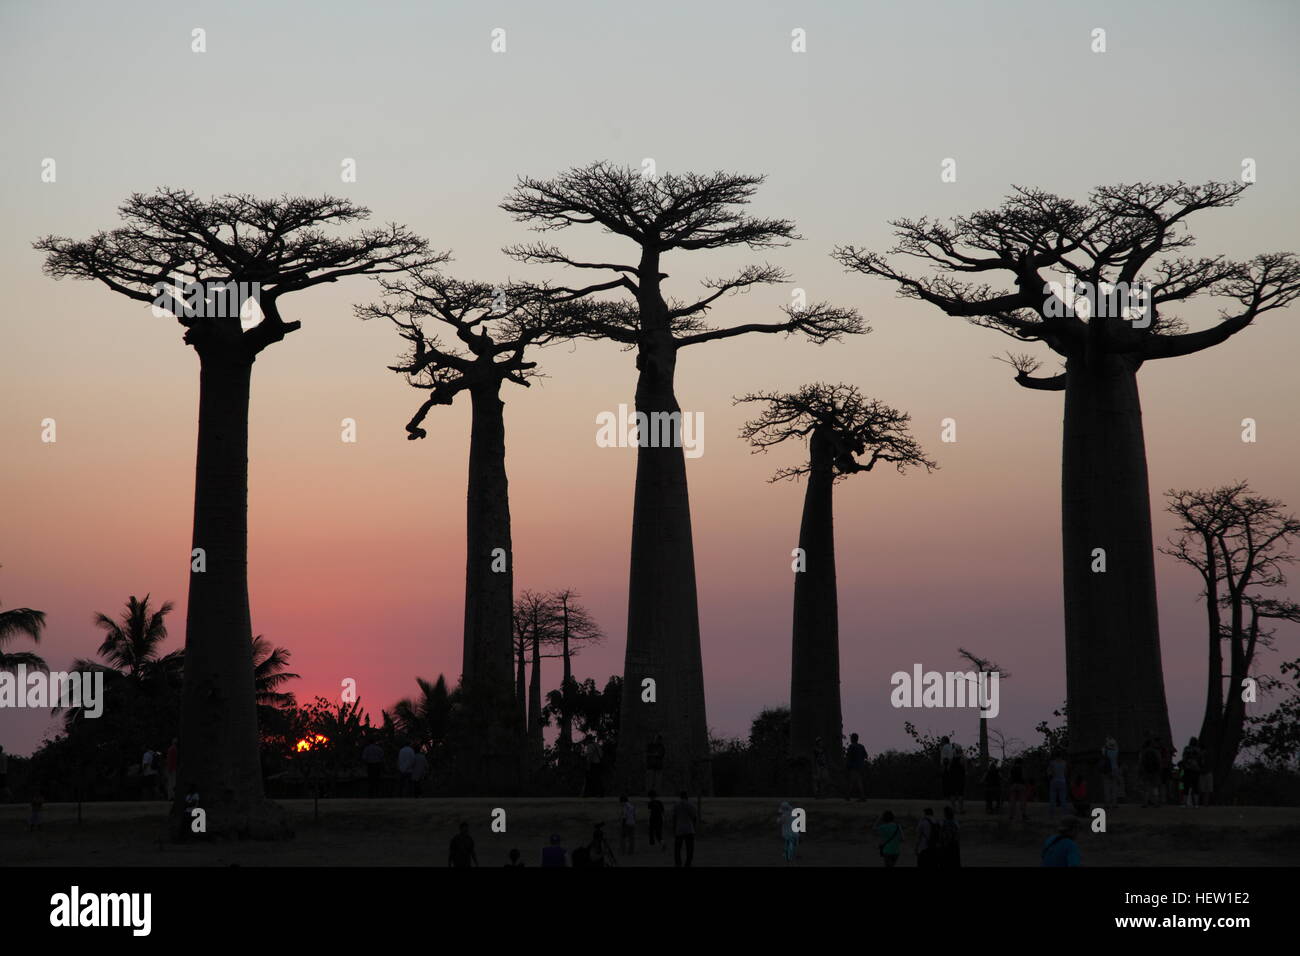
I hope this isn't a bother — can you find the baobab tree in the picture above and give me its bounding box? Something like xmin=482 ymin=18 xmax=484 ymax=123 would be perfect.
xmin=737 ymin=383 xmax=933 ymax=772
xmin=359 ymin=270 xmax=581 ymax=779
xmin=503 ymin=162 xmax=863 ymax=792
xmin=36 ymin=190 xmax=436 ymax=834
xmin=549 ymin=588 xmax=605 ymax=751
xmin=1164 ymin=483 xmax=1300 ymax=786
xmin=956 ymin=647 xmax=1009 ymax=770
xmin=835 ymin=181 xmax=1300 ymax=778
xmin=512 ymin=590 xmax=562 ymax=747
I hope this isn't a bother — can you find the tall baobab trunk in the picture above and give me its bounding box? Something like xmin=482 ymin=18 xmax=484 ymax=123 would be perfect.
xmin=620 ymin=293 xmax=711 ymax=795
xmin=177 ymin=348 xmax=281 ymax=836
xmin=529 ymin=629 xmax=543 ymax=746
xmin=464 ymin=382 xmax=515 ymax=706
xmin=1061 ymin=354 xmax=1171 ymax=786
xmin=559 ymin=598 xmax=573 ymax=750
xmin=789 ymin=430 xmax=843 ymax=767
xmin=464 ymin=381 xmax=518 ymax=788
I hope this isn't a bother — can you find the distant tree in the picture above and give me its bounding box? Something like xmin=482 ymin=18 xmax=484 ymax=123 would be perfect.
xmin=505 ymin=162 xmax=863 ymax=793
xmin=548 ymin=589 xmax=604 ymax=750
xmin=542 ymin=675 xmax=622 ymax=753
xmin=390 ymin=676 xmax=453 ymax=753
xmin=956 ymin=647 xmax=1010 ymax=770
xmin=737 ymin=383 xmax=933 ymax=764
xmin=37 ymin=191 xmax=436 ymax=834
xmin=837 ymin=181 xmax=1300 ymax=772
xmin=252 ymin=636 xmax=299 ymax=739
xmin=1242 ymin=658 xmax=1300 ymax=768
xmin=359 ymin=272 xmax=584 ymax=752
xmin=511 ymin=591 xmax=562 ymax=744
xmin=1164 ymin=483 xmax=1300 ymax=783
xmin=0 ymin=571 xmax=46 ymax=671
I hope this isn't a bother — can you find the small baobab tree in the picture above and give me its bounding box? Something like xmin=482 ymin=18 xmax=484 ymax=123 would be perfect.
xmin=956 ymin=647 xmax=1009 ymax=770
xmin=737 ymin=383 xmax=934 ymax=769
xmin=1163 ymin=482 xmax=1300 ymax=785
xmin=503 ymin=163 xmax=863 ymax=792
xmin=836 ymin=182 xmax=1300 ymax=774
xmin=36 ymin=190 xmax=436 ymax=834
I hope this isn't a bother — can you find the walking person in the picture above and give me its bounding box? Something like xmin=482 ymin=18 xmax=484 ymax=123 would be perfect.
xmin=874 ymin=810 xmax=903 ymax=867
xmin=778 ymin=801 xmax=799 ymax=863
xmin=647 ymin=789 xmax=666 ymax=852
xmin=844 ymin=733 xmax=868 ymax=801
xmin=1007 ymin=758 xmax=1029 ymax=822
xmin=1181 ymin=737 xmax=1203 ymax=807
xmin=361 ymin=737 xmax=384 ymax=798
xmin=672 ymin=791 xmax=697 ymax=867
xmin=1100 ymin=736 xmax=1121 ymax=809
xmin=619 ymin=795 xmax=636 ymax=855
xmin=644 ymin=734 xmax=665 ymax=795
xmin=915 ymin=807 xmax=937 ymax=868
xmin=1047 ymin=749 xmax=1069 ymax=817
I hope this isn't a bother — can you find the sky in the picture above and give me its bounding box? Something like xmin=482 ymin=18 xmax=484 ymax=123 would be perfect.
xmin=2 ymin=0 xmax=1299 ymax=757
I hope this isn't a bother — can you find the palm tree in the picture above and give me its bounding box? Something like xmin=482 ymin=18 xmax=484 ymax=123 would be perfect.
xmin=89 ymin=594 xmax=181 ymax=683
xmin=391 ymin=676 xmax=453 ymax=751
xmin=0 ymin=598 xmax=46 ymax=671
xmin=252 ymin=635 xmax=299 ymax=736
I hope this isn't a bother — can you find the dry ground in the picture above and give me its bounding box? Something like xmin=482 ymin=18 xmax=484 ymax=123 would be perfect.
xmin=3 ymin=797 xmax=1297 ymax=866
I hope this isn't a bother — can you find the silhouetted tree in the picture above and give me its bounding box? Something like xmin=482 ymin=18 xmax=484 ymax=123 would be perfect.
xmin=504 ymin=162 xmax=863 ymax=792
xmin=956 ymin=647 xmax=1009 ymax=769
xmin=252 ymin=635 xmax=299 ymax=739
xmin=836 ymin=182 xmax=1300 ymax=774
xmin=359 ymin=271 xmax=582 ymax=775
xmin=0 ymin=571 xmax=46 ymax=671
xmin=738 ymin=383 xmax=933 ymax=766
xmin=1164 ymin=483 xmax=1300 ymax=784
xmin=549 ymin=589 xmax=604 ymax=750
xmin=390 ymin=676 xmax=454 ymax=753
xmin=36 ymin=190 xmax=436 ymax=834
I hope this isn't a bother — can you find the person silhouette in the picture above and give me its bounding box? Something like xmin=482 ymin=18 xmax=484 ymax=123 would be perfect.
xmin=448 ymin=822 xmax=478 ymax=868
xmin=672 ymin=791 xmax=697 ymax=867
xmin=541 ymin=833 xmax=567 ymax=868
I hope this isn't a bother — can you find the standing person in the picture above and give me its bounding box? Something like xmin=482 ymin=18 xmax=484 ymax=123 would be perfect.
xmin=874 ymin=810 xmax=903 ymax=868
xmin=164 ymin=738 xmax=179 ymax=801
xmin=448 ymin=822 xmax=478 ymax=868
xmin=1139 ymin=736 xmax=1162 ymax=808
xmin=619 ymin=795 xmax=637 ymax=855
xmin=141 ymin=745 xmax=158 ymax=799
xmin=28 ymin=786 xmax=44 ymax=832
xmin=1159 ymin=738 xmax=1176 ymax=805
xmin=915 ymin=807 xmax=936 ymax=868
xmin=938 ymin=735 xmax=954 ymax=798
xmin=1198 ymin=745 xmax=1214 ymax=807
xmin=582 ymin=734 xmax=604 ymax=798
xmin=1007 ymin=758 xmax=1029 ymax=822
xmin=778 ymin=801 xmax=798 ymax=863
xmin=397 ymin=740 xmax=415 ymax=798
xmin=361 ymin=738 xmax=384 ymax=798
xmin=1100 ymin=736 xmax=1121 ymax=809
xmin=647 ymin=789 xmax=666 ymax=852
xmin=504 ymin=848 xmax=525 ymax=867
xmin=411 ymin=745 xmax=429 ymax=798
xmin=937 ymin=805 xmax=961 ymax=867
xmin=1047 ymin=750 xmax=1069 ymax=817
xmin=811 ymin=737 xmax=831 ymax=797
xmin=1041 ymin=815 xmax=1083 ymax=867
xmin=1070 ymin=773 xmax=1090 ymax=817
xmin=645 ymin=733 xmax=665 ymax=795
xmin=541 ymin=834 xmax=567 ymax=867
xmin=983 ymin=758 xmax=1002 ymax=814
xmin=844 ymin=733 xmax=868 ymax=802
xmin=949 ymin=746 xmax=967 ymax=813
xmin=672 ymin=791 xmax=697 ymax=867
xmin=1181 ymin=737 xmax=1203 ymax=807
xmin=588 ymin=822 xmax=611 ymax=867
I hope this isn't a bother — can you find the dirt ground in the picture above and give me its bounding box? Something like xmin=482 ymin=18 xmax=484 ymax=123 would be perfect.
xmin=3 ymin=797 xmax=1297 ymax=867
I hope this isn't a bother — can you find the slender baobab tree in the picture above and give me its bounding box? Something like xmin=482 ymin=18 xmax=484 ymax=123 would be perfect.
xmin=737 ymin=383 xmax=933 ymax=770
xmin=835 ymin=182 xmax=1300 ymax=777
xmin=956 ymin=647 xmax=1009 ymax=770
xmin=36 ymin=190 xmax=436 ymax=834
xmin=1164 ymin=483 xmax=1300 ymax=785
xmin=503 ymin=163 xmax=863 ymax=792
xmin=359 ymin=270 xmax=581 ymax=780
xmin=549 ymin=588 xmax=604 ymax=751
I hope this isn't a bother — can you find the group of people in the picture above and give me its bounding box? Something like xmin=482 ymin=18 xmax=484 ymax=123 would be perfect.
xmin=359 ymin=738 xmax=430 ymax=798
xmin=1138 ymin=733 xmax=1211 ymax=808
xmin=448 ymin=789 xmax=701 ymax=867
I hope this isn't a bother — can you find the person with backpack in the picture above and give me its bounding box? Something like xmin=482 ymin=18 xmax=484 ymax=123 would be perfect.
xmin=874 ymin=810 xmax=903 ymax=867
xmin=915 ymin=807 xmax=937 ymax=868
xmin=1041 ymin=815 xmax=1082 ymax=866
xmin=936 ymin=805 xmax=961 ymax=867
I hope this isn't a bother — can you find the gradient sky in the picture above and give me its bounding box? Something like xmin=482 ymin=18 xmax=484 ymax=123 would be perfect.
xmin=2 ymin=0 xmax=1298 ymax=758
